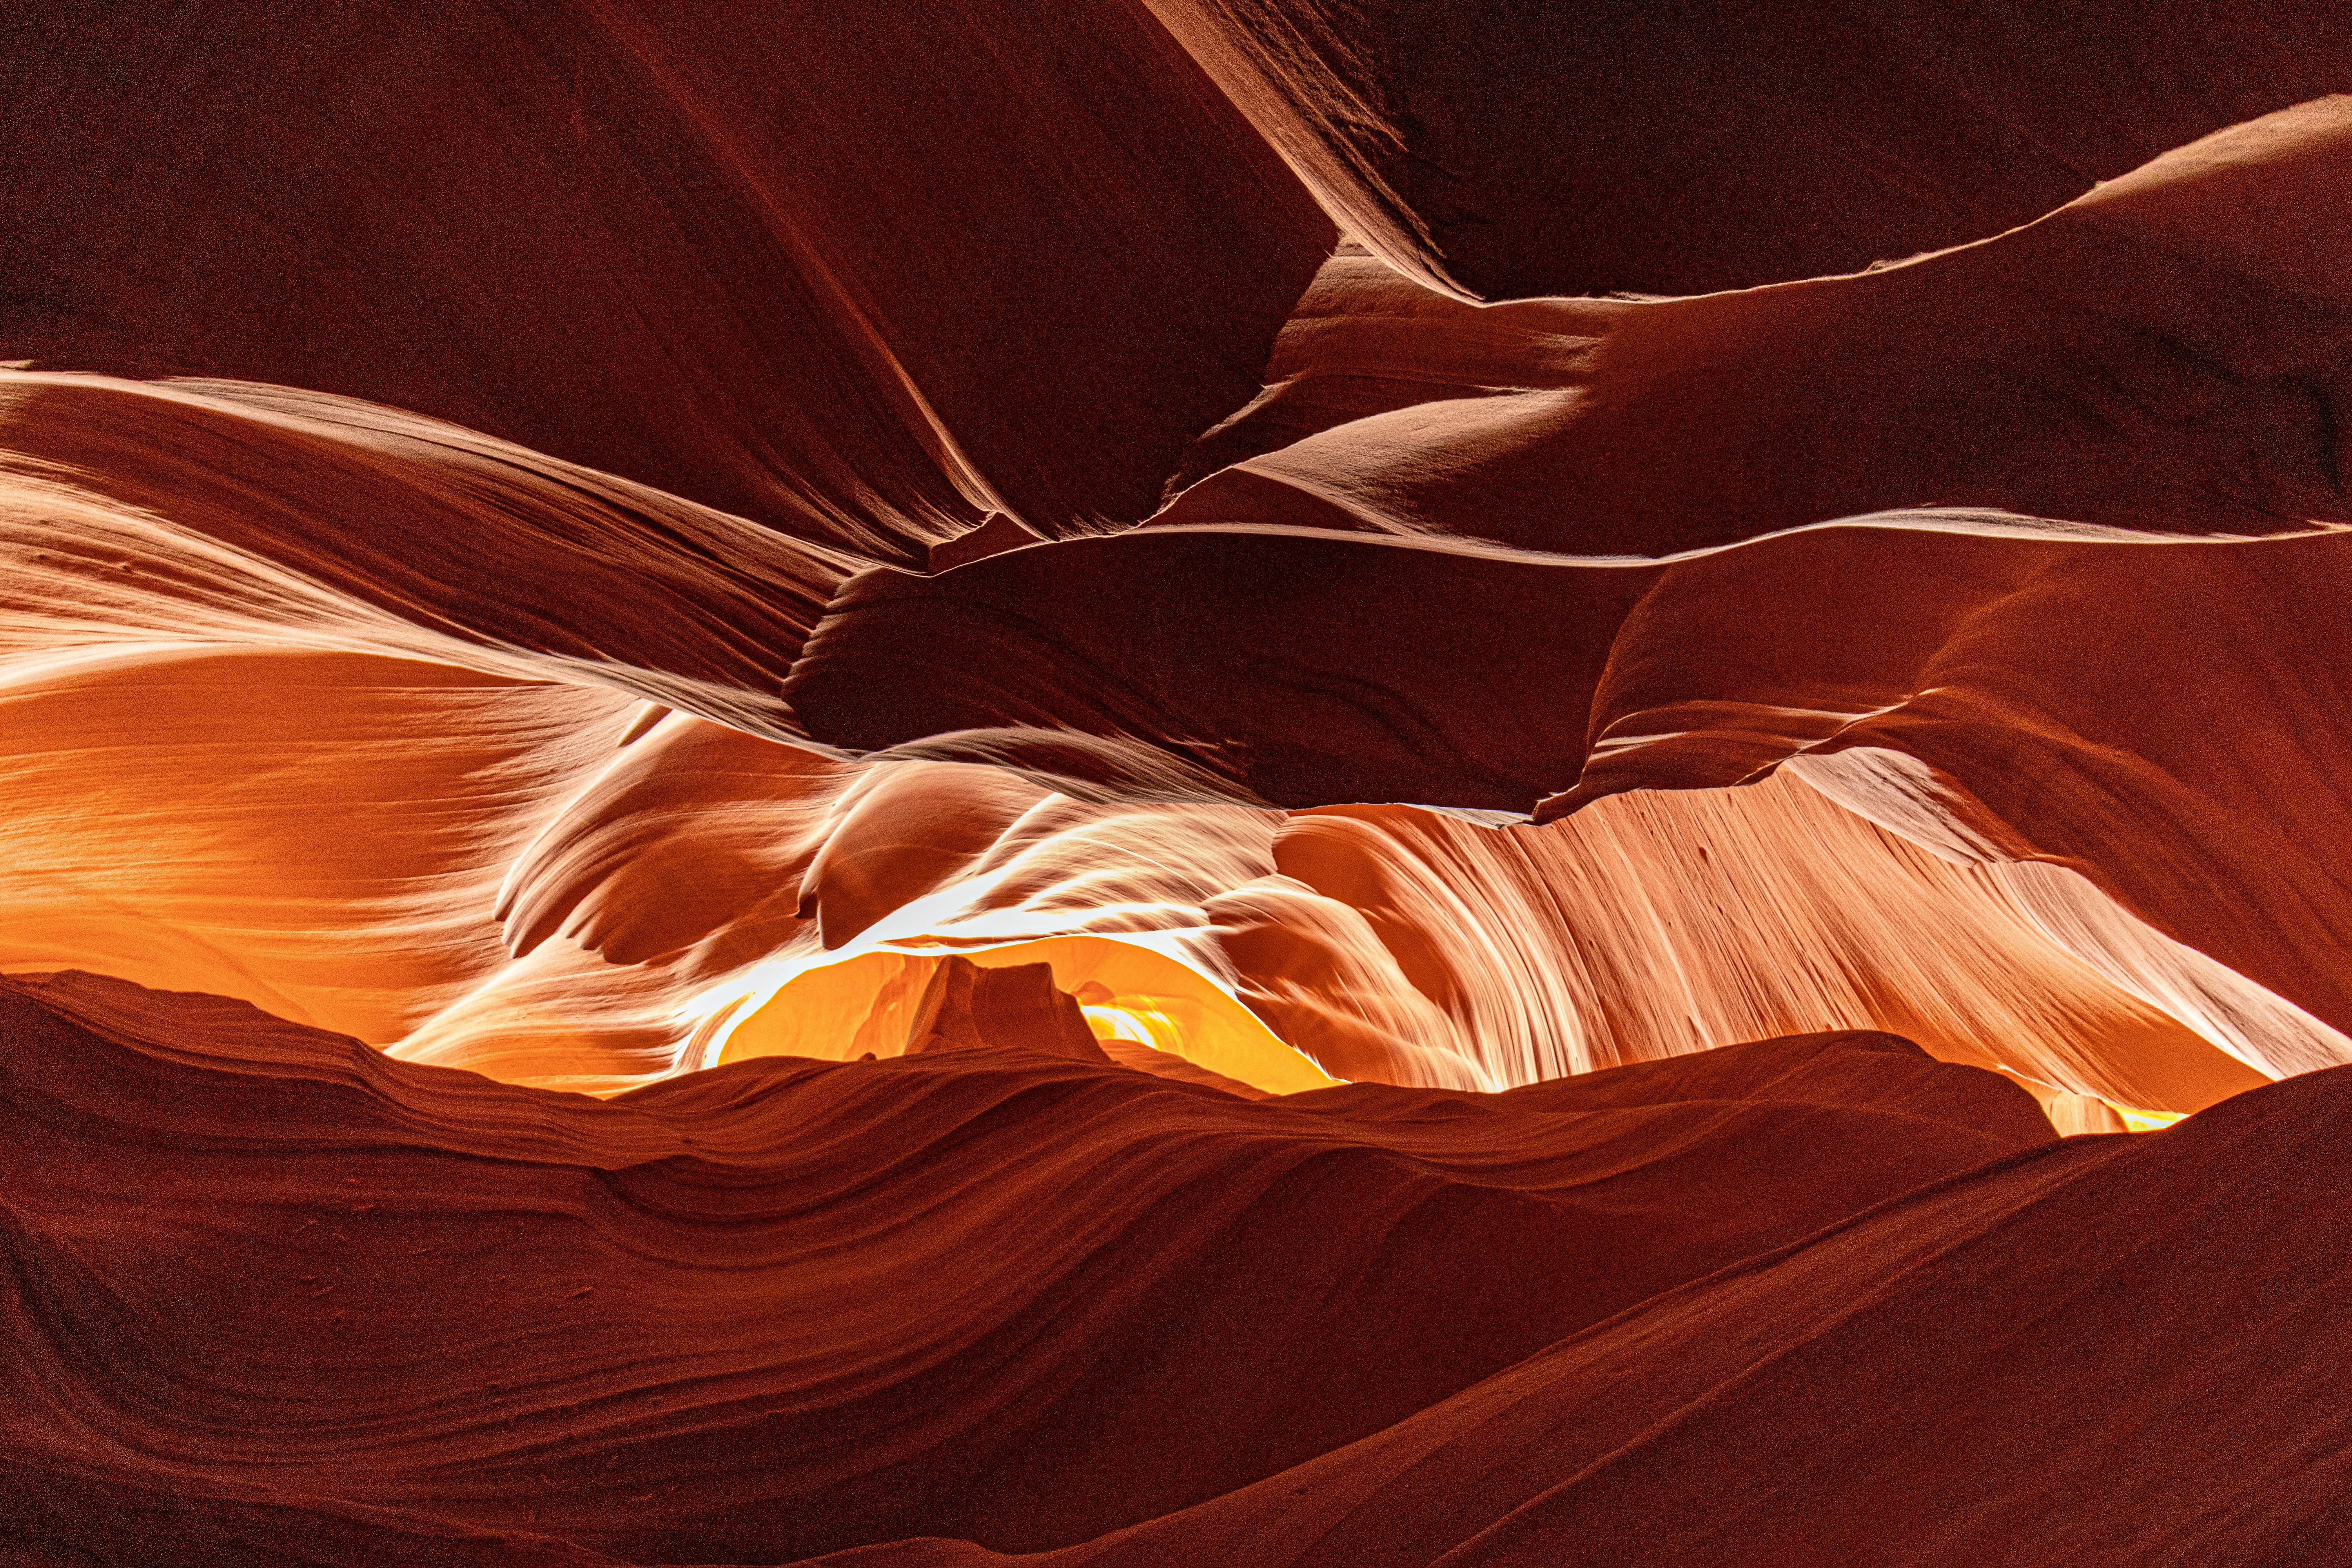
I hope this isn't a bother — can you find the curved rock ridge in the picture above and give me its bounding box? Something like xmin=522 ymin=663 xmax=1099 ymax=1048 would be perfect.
xmin=1144 ymin=0 xmax=2352 ymax=301
xmin=1 ymin=0 xmax=1332 ymax=546
xmin=1263 ymin=780 xmax=2314 ymax=1109
xmin=1 ymin=975 xmax=2050 ymax=1564
xmin=0 ymin=374 xmax=852 ymax=738
xmin=1161 ymin=97 xmax=2352 ymax=556
xmin=838 ymin=1056 xmax=2352 ymax=1568
xmin=690 ymin=759 xmax=2320 ymax=1109
xmin=0 ymin=644 xmax=636 ymax=1046
xmin=784 ymin=519 xmax=2352 ymax=1069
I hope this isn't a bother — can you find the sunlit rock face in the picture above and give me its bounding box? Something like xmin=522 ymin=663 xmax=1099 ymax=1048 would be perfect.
xmin=5 ymin=5 xmax=2350 ymax=1563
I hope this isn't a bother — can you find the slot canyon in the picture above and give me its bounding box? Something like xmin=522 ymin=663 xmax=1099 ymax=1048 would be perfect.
xmin=5 ymin=4 xmax=2351 ymax=1562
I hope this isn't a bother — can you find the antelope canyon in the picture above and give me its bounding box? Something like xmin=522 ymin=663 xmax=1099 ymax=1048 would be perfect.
xmin=5 ymin=5 xmax=2351 ymax=1564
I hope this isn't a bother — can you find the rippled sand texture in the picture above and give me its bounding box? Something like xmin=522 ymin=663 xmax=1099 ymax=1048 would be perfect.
xmin=5 ymin=4 xmax=2351 ymax=1563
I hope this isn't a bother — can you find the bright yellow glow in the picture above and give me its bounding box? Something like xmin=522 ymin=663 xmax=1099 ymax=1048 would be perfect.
xmin=715 ymin=935 xmax=1341 ymax=1095
xmin=2105 ymin=1102 xmax=2188 ymax=1133
xmin=1081 ymin=1004 xmax=1159 ymax=1046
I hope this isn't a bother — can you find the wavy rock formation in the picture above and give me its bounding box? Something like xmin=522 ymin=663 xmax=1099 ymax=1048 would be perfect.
xmin=852 ymin=1058 xmax=2352 ymax=1568
xmin=3 ymin=975 xmax=2056 ymax=1563
xmin=4 ymin=4 xmax=2347 ymax=1562
xmin=786 ymin=102 xmax=2352 ymax=1102
xmin=1 ymin=0 xmax=1331 ymax=547
xmin=1145 ymin=0 xmax=2352 ymax=300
